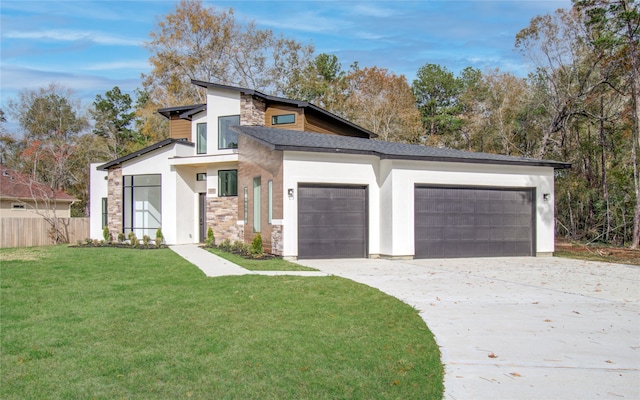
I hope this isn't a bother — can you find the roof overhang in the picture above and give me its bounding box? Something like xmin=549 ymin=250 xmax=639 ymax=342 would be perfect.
xmin=97 ymin=138 xmax=194 ymax=170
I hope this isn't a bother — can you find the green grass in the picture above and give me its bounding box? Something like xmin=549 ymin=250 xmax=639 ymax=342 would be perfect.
xmin=0 ymin=246 xmax=443 ymax=399
xmin=206 ymin=246 xmax=318 ymax=271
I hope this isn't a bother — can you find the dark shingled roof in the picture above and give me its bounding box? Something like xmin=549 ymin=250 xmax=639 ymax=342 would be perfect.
xmin=232 ymin=125 xmax=571 ymax=169
xmin=97 ymin=138 xmax=194 ymax=170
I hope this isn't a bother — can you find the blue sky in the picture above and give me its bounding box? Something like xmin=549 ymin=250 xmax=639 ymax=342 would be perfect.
xmin=1 ymin=0 xmax=571 ymax=125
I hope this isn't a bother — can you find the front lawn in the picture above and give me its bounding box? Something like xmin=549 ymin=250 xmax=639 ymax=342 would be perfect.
xmin=0 ymin=246 xmax=443 ymax=399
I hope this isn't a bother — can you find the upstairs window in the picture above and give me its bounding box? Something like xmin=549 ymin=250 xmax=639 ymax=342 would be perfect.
xmin=218 ymin=115 xmax=240 ymax=149
xmin=196 ymin=123 xmax=207 ymax=154
xmin=272 ymin=114 xmax=295 ymax=125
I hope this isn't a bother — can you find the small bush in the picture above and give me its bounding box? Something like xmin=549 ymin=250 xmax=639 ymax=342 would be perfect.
xmin=220 ymin=239 xmax=232 ymax=252
xmin=252 ymin=234 xmax=263 ymax=256
xmin=155 ymin=229 xmax=164 ymax=245
xmin=142 ymin=235 xmax=151 ymax=246
xmin=205 ymin=227 xmax=215 ymax=247
xmin=102 ymin=226 xmax=111 ymax=242
xmin=85 ymin=237 xmax=93 ymax=245
xmin=117 ymin=232 xmax=126 ymax=243
xmin=128 ymin=232 xmax=138 ymax=247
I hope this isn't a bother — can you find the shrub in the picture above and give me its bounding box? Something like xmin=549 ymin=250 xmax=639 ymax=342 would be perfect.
xmin=205 ymin=227 xmax=215 ymax=247
xmin=85 ymin=237 xmax=93 ymax=245
xmin=252 ymin=234 xmax=263 ymax=256
xmin=220 ymin=239 xmax=232 ymax=252
xmin=117 ymin=232 xmax=126 ymax=243
xmin=128 ymin=232 xmax=138 ymax=247
xmin=142 ymin=235 xmax=151 ymax=246
xmin=102 ymin=226 xmax=111 ymax=242
xmin=155 ymin=229 xmax=164 ymax=246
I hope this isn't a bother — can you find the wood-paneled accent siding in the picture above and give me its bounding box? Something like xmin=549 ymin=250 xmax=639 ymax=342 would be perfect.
xmin=169 ymin=116 xmax=191 ymax=141
xmin=304 ymin=111 xmax=369 ymax=138
xmin=264 ymin=105 xmax=304 ymax=131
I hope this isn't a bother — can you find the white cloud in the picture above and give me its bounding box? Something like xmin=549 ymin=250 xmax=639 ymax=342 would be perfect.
xmin=4 ymin=29 xmax=142 ymax=46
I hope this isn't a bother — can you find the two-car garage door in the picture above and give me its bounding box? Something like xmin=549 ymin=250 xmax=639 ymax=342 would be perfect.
xmin=414 ymin=186 xmax=535 ymax=258
xmin=297 ymin=184 xmax=535 ymax=259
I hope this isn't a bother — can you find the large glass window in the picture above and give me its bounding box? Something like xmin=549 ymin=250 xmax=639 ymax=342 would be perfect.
xmin=218 ymin=170 xmax=237 ymax=197
xmin=197 ymin=123 xmax=207 ymax=154
xmin=218 ymin=115 xmax=240 ymax=149
xmin=253 ymin=177 xmax=261 ymax=233
xmin=123 ymin=174 xmax=161 ymax=238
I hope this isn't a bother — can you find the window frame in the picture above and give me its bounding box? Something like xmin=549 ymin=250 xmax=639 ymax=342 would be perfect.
xmin=271 ymin=113 xmax=296 ymax=125
xmin=253 ymin=177 xmax=261 ymax=233
xmin=122 ymin=174 xmax=162 ymax=238
xmin=267 ymin=180 xmax=273 ymax=224
xmin=101 ymin=197 xmax=108 ymax=228
xmin=218 ymin=115 xmax=240 ymax=150
xmin=218 ymin=169 xmax=238 ymax=197
xmin=196 ymin=123 xmax=207 ymax=154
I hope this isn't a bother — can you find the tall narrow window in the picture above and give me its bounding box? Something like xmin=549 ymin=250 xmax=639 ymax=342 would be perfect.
xmin=267 ymin=180 xmax=273 ymax=224
xmin=218 ymin=115 xmax=240 ymax=149
xmin=218 ymin=170 xmax=237 ymax=196
xmin=197 ymin=123 xmax=207 ymax=154
xmin=101 ymin=197 xmax=108 ymax=228
xmin=253 ymin=177 xmax=261 ymax=232
xmin=244 ymin=187 xmax=248 ymax=224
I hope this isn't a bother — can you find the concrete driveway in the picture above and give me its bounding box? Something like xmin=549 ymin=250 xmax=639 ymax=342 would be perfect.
xmin=296 ymin=257 xmax=640 ymax=400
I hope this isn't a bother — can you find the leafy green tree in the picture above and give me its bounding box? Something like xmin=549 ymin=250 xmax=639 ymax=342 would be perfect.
xmin=412 ymin=63 xmax=463 ymax=143
xmin=5 ymin=84 xmax=92 ymax=239
xmin=91 ymin=86 xmax=140 ymax=158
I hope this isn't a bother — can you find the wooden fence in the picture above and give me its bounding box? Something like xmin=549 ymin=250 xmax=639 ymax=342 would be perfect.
xmin=0 ymin=218 xmax=90 ymax=248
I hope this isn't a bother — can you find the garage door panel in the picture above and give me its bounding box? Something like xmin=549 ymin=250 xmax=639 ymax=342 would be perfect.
xmin=298 ymin=185 xmax=367 ymax=259
xmin=415 ymin=187 xmax=534 ymax=259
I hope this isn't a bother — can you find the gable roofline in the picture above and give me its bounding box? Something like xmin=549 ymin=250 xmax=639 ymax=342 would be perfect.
xmin=158 ymin=104 xmax=206 ymax=121
xmin=233 ymin=126 xmax=572 ymax=170
xmin=190 ymin=79 xmax=377 ymax=138
xmin=97 ymin=138 xmax=194 ymax=171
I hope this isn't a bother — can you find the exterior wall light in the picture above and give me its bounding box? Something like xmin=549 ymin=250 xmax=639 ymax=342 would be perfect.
xmin=543 ymin=193 xmax=550 ymax=201
xmin=288 ymin=188 xmax=294 ymax=199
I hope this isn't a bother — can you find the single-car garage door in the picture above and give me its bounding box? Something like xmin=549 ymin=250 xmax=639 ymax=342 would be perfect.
xmin=415 ymin=186 xmax=535 ymax=258
xmin=298 ymin=185 xmax=367 ymax=259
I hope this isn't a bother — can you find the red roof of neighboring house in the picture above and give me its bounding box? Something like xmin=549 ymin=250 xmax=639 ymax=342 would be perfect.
xmin=0 ymin=166 xmax=77 ymax=202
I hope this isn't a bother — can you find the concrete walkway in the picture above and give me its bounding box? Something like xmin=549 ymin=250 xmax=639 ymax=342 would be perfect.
xmin=296 ymin=257 xmax=640 ymax=400
xmin=169 ymin=244 xmax=327 ymax=277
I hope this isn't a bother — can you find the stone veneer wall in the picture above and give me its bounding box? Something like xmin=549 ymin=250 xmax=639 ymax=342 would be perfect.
xmin=106 ymin=167 xmax=123 ymax=239
xmin=271 ymin=224 xmax=283 ymax=256
xmin=240 ymin=94 xmax=266 ymax=126
xmin=207 ymin=196 xmax=241 ymax=242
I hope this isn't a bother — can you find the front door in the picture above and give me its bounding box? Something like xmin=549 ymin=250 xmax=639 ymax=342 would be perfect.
xmin=199 ymin=193 xmax=206 ymax=243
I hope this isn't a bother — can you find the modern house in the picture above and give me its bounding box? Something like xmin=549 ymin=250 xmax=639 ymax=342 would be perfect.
xmin=89 ymin=80 xmax=570 ymax=259
xmin=1 ymin=166 xmax=77 ymax=219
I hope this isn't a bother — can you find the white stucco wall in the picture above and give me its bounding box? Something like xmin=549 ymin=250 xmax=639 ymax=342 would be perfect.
xmin=386 ymin=160 xmax=555 ymax=256
xmin=282 ymin=151 xmax=556 ymax=258
xmin=89 ymin=163 xmax=108 ymax=240
xmin=206 ymin=87 xmax=241 ymax=155
xmin=282 ymin=152 xmax=381 ymax=259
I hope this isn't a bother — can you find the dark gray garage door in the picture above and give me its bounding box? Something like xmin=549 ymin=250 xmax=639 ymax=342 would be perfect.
xmin=415 ymin=186 xmax=535 ymax=258
xmin=298 ymin=185 xmax=367 ymax=259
